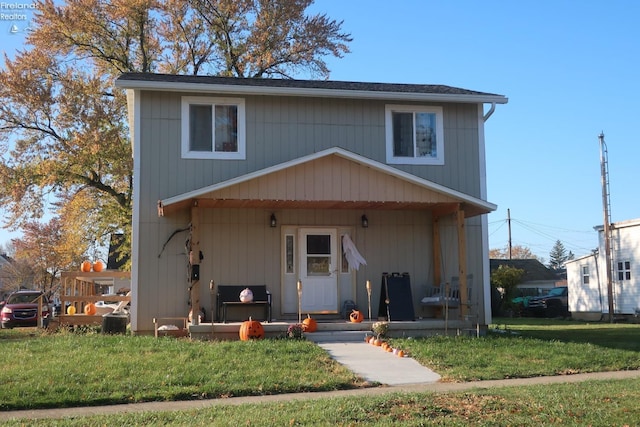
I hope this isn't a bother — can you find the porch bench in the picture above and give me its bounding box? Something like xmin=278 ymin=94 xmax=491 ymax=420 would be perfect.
xmin=420 ymin=275 xmax=473 ymax=318
xmin=420 ymin=284 xmax=463 ymax=310
xmin=216 ymin=285 xmax=272 ymax=323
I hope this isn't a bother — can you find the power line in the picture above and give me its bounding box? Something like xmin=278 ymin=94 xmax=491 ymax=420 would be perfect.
xmin=488 ymin=215 xmax=597 ymax=255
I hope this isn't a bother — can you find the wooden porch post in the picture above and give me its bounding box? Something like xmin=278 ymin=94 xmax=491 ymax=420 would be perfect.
xmin=433 ymin=215 xmax=442 ymax=287
xmin=190 ymin=202 xmax=201 ymax=325
xmin=456 ymin=208 xmax=468 ymax=317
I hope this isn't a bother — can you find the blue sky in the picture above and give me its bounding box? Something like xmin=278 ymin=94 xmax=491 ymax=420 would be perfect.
xmin=306 ymin=0 xmax=639 ymax=260
xmin=1 ymin=1 xmax=639 ymax=261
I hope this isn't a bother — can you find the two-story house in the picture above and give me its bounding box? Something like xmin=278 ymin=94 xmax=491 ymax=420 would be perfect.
xmin=115 ymin=73 xmax=507 ymax=335
xmin=567 ymin=218 xmax=640 ymax=320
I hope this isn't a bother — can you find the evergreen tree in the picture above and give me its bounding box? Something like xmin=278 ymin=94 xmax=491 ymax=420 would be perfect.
xmin=548 ymin=240 xmax=570 ymax=271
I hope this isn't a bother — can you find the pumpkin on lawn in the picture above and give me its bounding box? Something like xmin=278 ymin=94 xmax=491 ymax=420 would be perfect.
xmin=84 ymin=303 xmax=97 ymax=315
xmin=81 ymin=260 xmax=92 ymax=272
xmin=349 ymin=309 xmax=364 ymax=323
xmin=301 ymin=314 xmax=317 ymax=333
xmin=239 ymin=317 xmax=264 ymax=340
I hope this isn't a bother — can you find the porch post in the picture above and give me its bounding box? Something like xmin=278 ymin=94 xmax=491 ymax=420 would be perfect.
xmin=456 ymin=208 xmax=468 ymax=317
xmin=190 ymin=202 xmax=201 ymax=325
xmin=433 ymin=215 xmax=442 ymax=287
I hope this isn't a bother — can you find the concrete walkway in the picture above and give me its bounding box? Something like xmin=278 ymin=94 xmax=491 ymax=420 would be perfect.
xmin=306 ymin=330 xmax=441 ymax=385
xmin=3 ymin=370 xmax=640 ymax=422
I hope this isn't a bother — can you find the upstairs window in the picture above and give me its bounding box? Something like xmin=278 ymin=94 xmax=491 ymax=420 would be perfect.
xmin=385 ymin=105 xmax=444 ymax=165
xmin=617 ymin=261 xmax=631 ymax=281
xmin=181 ymin=96 xmax=246 ymax=159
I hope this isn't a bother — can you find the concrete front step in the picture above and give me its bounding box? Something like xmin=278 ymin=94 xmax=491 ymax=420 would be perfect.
xmin=305 ymin=330 xmax=370 ymax=343
xmin=187 ymin=318 xmax=478 ymax=340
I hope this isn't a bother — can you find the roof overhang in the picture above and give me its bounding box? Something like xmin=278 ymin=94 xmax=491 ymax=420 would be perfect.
xmin=115 ymin=75 xmax=508 ymax=105
xmin=158 ymin=147 xmax=497 ymax=218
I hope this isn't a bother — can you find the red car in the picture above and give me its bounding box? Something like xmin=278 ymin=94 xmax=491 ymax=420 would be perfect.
xmin=0 ymin=290 xmax=50 ymax=329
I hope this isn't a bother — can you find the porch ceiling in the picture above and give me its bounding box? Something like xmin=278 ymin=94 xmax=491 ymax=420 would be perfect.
xmin=158 ymin=148 xmax=496 ymax=218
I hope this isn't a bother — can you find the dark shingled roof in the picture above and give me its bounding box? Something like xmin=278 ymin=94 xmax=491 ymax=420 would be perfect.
xmin=490 ymin=259 xmax=561 ymax=282
xmin=116 ymin=72 xmax=505 ymax=98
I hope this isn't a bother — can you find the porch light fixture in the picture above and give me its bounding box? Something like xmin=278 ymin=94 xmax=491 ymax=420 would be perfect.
xmin=270 ymin=213 xmax=277 ymax=228
xmin=361 ymin=214 xmax=369 ymax=228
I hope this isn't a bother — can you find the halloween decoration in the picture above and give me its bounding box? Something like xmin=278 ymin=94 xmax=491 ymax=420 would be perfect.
xmin=239 ymin=288 xmax=254 ymax=303
xmin=349 ymin=309 xmax=364 ymax=323
xmin=67 ymin=305 xmax=76 ymax=315
xmin=84 ymin=303 xmax=97 ymax=315
xmin=93 ymin=260 xmax=104 ymax=272
xmin=302 ymin=314 xmax=317 ymax=332
xmin=81 ymin=260 xmax=92 ymax=272
xmin=239 ymin=317 xmax=264 ymax=340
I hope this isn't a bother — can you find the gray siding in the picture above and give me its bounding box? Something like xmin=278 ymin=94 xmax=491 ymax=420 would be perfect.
xmin=134 ymin=90 xmax=487 ymax=332
xmin=137 ymin=208 xmax=486 ymax=331
xmin=137 ymin=91 xmax=482 ymax=219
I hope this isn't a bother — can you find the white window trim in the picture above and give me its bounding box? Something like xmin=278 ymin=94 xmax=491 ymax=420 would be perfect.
xmin=617 ymin=260 xmax=631 ymax=281
xmin=581 ymin=265 xmax=589 ymax=284
xmin=385 ymin=104 xmax=444 ymax=165
xmin=181 ymin=96 xmax=246 ymax=160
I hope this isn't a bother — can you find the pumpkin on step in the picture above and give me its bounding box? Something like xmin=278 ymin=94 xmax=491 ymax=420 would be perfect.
xmin=302 ymin=314 xmax=317 ymax=332
xmin=239 ymin=317 xmax=264 ymax=340
xmin=349 ymin=309 xmax=364 ymax=323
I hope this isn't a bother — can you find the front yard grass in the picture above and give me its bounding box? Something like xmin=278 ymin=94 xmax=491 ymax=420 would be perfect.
xmin=391 ymin=318 xmax=640 ymax=382
xmin=1 ymin=317 xmax=640 ymax=425
xmin=0 ymin=331 xmax=364 ymax=411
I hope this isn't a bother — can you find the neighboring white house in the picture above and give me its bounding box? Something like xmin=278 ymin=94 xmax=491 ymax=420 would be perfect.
xmin=566 ymin=218 xmax=640 ymax=321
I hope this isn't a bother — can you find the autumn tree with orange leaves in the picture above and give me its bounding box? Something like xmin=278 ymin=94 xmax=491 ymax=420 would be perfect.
xmin=0 ymin=0 xmax=351 ymax=271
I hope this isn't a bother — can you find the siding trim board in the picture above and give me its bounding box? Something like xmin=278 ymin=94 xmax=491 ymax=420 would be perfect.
xmin=158 ymin=147 xmax=496 ymax=218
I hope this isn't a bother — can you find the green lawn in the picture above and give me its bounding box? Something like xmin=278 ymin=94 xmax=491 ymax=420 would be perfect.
xmin=1 ymin=318 xmax=640 ymax=425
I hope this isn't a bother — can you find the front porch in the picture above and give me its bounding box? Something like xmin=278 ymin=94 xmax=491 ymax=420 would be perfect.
xmin=187 ymin=318 xmax=481 ymax=341
xmin=142 ymin=148 xmax=493 ymax=335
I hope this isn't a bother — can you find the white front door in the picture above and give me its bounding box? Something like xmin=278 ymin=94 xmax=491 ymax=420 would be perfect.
xmin=299 ymin=228 xmax=338 ymax=313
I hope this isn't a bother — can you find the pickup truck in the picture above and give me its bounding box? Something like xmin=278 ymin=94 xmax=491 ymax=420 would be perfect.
xmin=525 ymin=286 xmax=569 ymax=318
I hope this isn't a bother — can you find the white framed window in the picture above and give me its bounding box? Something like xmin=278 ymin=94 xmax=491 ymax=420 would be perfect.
xmin=181 ymin=96 xmax=246 ymax=159
xmin=285 ymin=234 xmax=295 ymax=274
xmin=617 ymin=261 xmax=631 ymax=281
xmin=385 ymin=104 xmax=444 ymax=165
xmin=581 ymin=265 xmax=589 ymax=284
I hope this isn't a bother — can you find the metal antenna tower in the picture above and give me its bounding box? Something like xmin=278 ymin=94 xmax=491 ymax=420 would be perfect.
xmin=599 ymin=132 xmax=615 ymax=322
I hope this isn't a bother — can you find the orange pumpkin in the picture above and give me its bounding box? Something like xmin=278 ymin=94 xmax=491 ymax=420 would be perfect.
xmin=301 ymin=314 xmax=317 ymax=333
xmin=93 ymin=260 xmax=104 ymax=272
xmin=81 ymin=260 xmax=92 ymax=272
xmin=397 ymin=350 xmax=405 ymax=357
xmin=349 ymin=309 xmax=364 ymax=323
xmin=239 ymin=317 xmax=264 ymax=341
xmin=84 ymin=303 xmax=97 ymax=315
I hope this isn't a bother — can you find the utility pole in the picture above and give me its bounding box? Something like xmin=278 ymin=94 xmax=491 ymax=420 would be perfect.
xmin=507 ymin=208 xmax=512 ymax=260
xmin=599 ymin=133 xmax=615 ymax=323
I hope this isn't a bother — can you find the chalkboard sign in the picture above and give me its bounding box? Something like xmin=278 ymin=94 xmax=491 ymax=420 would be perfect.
xmin=377 ymin=273 xmax=415 ymax=321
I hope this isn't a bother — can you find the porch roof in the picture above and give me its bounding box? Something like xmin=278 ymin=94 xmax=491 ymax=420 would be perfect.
xmin=157 ymin=147 xmax=497 ymax=218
